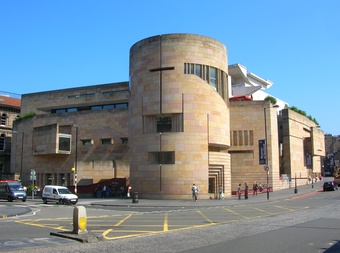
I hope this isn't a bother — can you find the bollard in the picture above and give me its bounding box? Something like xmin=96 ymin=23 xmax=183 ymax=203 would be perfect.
xmin=132 ymin=192 xmax=139 ymax=203
xmin=73 ymin=206 xmax=88 ymax=234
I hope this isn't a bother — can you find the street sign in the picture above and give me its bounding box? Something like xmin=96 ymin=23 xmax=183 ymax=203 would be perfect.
xmin=264 ymin=165 xmax=270 ymax=172
xmin=30 ymin=169 xmax=36 ymax=180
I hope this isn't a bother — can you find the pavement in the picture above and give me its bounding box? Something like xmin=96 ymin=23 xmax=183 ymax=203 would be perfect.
xmin=88 ymin=182 xmax=323 ymax=207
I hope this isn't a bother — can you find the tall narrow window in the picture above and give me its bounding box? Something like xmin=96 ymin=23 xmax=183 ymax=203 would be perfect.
xmin=244 ymin=131 xmax=249 ymax=145
xmin=195 ymin=64 xmax=202 ymax=78
xmin=205 ymin=66 xmax=209 ymax=82
xmin=210 ymin=67 xmax=217 ymax=90
xmin=1 ymin=114 xmax=6 ymax=126
xmin=0 ymin=134 xmax=5 ymax=151
xmin=249 ymin=130 xmax=254 ymax=145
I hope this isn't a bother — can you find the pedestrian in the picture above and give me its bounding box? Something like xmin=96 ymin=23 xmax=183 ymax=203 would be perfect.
xmin=127 ymin=184 xmax=132 ymax=199
xmin=192 ymin=183 xmax=199 ymax=201
xmin=253 ymin=181 xmax=258 ymax=196
xmin=102 ymin=185 xmax=107 ymax=198
xmin=259 ymin=182 xmax=263 ymax=192
xmin=244 ymin=183 xmax=249 ymax=199
xmin=237 ymin=183 xmax=241 ymax=200
xmin=219 ymin=185 xmax=224 ymax=199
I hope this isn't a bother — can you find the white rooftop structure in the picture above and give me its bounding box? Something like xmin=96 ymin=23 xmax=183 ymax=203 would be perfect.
xmin=228 ymin=63 xmax=287 ymax=109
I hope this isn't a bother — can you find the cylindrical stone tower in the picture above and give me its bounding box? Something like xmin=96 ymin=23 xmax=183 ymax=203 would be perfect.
xmin=129 ymin=34 xmax=230 ymax=199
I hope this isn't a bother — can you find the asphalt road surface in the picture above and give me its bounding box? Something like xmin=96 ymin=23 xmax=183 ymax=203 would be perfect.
xmin=1 ymin=184 xmax=340 ymax=253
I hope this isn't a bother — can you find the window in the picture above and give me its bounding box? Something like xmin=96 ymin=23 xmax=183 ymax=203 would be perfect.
xmin=1 ymin=114 xmax=7 ymax=126
xmin=103 ymin=104 xmax=115 ymax=109
xmin=120 ymin=137 xmax=128 ymax=144
xmin=0 ymin=134 xmax=5 ymax=151
xmin=156 ymin=115 xmax=172 ymax=132
xmin=115 ymin=103 xmax=128 ymax=108
xmin=209 ymin=67 xmax=217 ymax=90
xmin=195 ymin=64 xmax=202 ymax=78
xmin=150 ymin=151 xmax=175 ymax=164
xmin=58 ymin=134 xmax=71 ymax=152
xmin=144 ymin=114 xmax=183 ymax=134
xmin=81 ymin=139 xmax=93 ymax=145
xmin=184 ymin=63 xmax=228 ymax=99
xmin=231 ymin=130 xmax=254 ymax=146
xmin=101 ymin=138 xmax=113 ymax=145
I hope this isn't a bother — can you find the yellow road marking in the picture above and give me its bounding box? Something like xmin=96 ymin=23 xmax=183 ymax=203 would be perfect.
xmin=253 ymin=207 xmax=275 ymax=215
xmin=223 ymin=208 xmax=251 ymax=219
xmin=197 ymin=210 xmax=214 ymax=224
xmin=163 ymin=213 xmax=168 ymax=231
xmin=114 ymin=214 xmax=132 ymax=226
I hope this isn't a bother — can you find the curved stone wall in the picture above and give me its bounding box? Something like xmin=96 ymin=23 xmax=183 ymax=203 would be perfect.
xmin=129 ymin=34 xmax=230 ymax=199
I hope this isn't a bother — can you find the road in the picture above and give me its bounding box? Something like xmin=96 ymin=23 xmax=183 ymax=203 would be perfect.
xmin=0 ymin=184 xmax=340 ymax=252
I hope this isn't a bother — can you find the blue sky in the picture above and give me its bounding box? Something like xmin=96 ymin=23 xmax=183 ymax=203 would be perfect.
xmin=1 ymin=1 xmax=339 ymax=135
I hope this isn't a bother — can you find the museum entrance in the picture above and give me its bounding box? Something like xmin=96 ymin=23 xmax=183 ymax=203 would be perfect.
xmin=208 ymin=165 xmax=224 ymax=199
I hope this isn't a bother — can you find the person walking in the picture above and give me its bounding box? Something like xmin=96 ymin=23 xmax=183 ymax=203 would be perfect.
xmin=244 ymin=183 xmax=249 ymax=199
xmin=237 ymin=183 xmax=242 ymax=200
xmin=192 ymin=183 xmax=199 ymax=201
xmin=219 ymin=185 xmax=224 ymax=199
xmin=253 ymin=181 xmax=258 ymax=196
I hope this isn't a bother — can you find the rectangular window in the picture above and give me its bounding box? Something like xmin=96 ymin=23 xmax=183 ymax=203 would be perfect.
xmin=103 ymin=104 xmax=115 ymax=109
xmin=156 ymin=115 xmax=172 ymax=132
xmin=151 ymin=151 xmax=175 ymax=164
xmin=244 ymin=131 xmax=249 ymax=145
xmin=115 ymin=103 xmax=128 ymax=108
xmin=0 ymin=134 xmax=5 ymax=151
xmin=209 ymin=67 xmax=217 ymax=90
xmin=249 ymin=130 xmax=254 ymax=145
xmin=101 ymin=138 xmax=113 ymax=145
xmin=67 ymin=108 xmax=77 ymax=112
xmin=55 ymin=109 xmax=66 ymax=114
xmin=190 ymin=64 xmax=195 ymax=74
xmin=1 ymin=114 xmax=6 ymax=126
xmin=233 ymin=131 xmax=238 ymax=146
xmin=238 ymin=131 xmax=243 ymax=146
xmin=91 ymin=105 xmax=102 ymax=111
xmin=205 ymin=66 xmax=209 ymax=82
xmin=81 ymin=139 xmax=93 ymax=145
xmin=120 ymin=137 xmax=128 ymax=144
xmin=195 ymin=64 xmax=202 ymax=78
xmin=58 ymin=134 xmax=71 ymax=152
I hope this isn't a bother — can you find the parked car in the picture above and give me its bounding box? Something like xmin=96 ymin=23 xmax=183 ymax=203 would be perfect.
xmin=41 ymin=185 xmax=78 ymax=204
xmin=323 ymin=181 xmax=338 ymax=191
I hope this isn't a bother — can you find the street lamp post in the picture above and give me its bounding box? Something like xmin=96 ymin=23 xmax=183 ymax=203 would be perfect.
xmin=264 ymin=105 xmax=279 ymax=200
xmin=20 ymin=132 xmax=24 ymax=181
xmin=72 ymin=125 xmax=78 ymax=194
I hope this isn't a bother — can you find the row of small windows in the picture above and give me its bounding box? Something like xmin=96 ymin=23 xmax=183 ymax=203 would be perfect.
xmin=51 ymin=103 xmax=128 ymax=114
xmin=184 ymin=63 xmax=227 ymax=99
xmin=68 ymin=89 xmax=130 ymax=99
xmin=230 ymin=130 xmax=254 ymax=146
xmin=80 ymin=138 xmax=128 ymax=146
xmin=0 ymin=106 xmax=20 ymax=113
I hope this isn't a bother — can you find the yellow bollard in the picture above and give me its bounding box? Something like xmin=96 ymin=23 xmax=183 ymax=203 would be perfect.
xmin=73 ymin=206 xmax=88 ymax=235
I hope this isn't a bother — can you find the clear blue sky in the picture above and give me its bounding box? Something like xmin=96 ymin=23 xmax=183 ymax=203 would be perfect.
xmin=1 ymin=1 xmax=339 ymax=135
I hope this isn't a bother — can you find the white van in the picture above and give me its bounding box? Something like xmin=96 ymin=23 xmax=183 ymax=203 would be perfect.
xmin=42 ymin=185 xmax=78 ymax=205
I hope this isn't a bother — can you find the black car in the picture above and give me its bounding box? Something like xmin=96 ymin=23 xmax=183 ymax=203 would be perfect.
xmin=323 ymin=181 xmax=338 ymax=191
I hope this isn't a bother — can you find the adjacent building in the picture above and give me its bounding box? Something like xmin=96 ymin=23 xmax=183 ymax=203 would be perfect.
xmin=0 ymin=93 xmax=21 ymax=180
